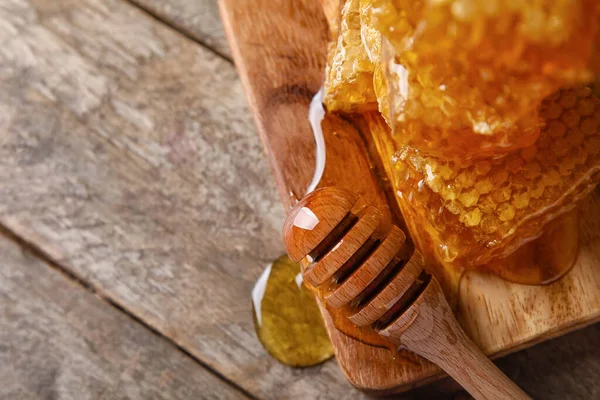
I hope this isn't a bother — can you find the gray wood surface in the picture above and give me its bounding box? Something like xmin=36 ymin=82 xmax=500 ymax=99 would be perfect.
xmin=497 ymin=324 xmax=600 ymax=400
xmin=0 ymin=0 xmax=359 ymax=399
xmin=0 ymin=231 xmax=247 ymax=400
xmin=130 ymin=0 xmax=231 ymax=59
xmin=0 ymin=0 xmax=598 ymax=399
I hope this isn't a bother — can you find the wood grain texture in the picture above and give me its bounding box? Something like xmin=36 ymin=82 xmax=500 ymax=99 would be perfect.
xmin=0 ymin=231 xmax=247 ymax=400
xmin=0 ymin=0 xmax=598 ymax=398
xmin=0 ymin=0 xmax=362 ymax=398
xmin=219 ymin=0 xmax=600 ymax=394
xmin=283 ymin=187 xmax=529 ymax=399
xmin=381 ymin=278 xmax=529 ymax=400
xmin=129 ymin=0 xmax=231 ymax=59
xmin=496 ymin=322 xmax=600 ymax=400
xmin=397 ymin=322 xmax=600 ymax=400
xmin=456 ymin=192 xmax=600 ymax=357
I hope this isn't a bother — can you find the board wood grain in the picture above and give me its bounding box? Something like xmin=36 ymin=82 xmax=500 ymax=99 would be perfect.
xmin=0 ymin=230 xmax=247 ymax=400
xmin=219 ymin=0 xmax=600 ymax=393
xmin=0 ymin=0 xmax=362 ymax=398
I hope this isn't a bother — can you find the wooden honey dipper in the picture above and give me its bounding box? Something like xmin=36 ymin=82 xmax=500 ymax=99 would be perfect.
xmin=283 ymin=187 xmax=530 ymax=400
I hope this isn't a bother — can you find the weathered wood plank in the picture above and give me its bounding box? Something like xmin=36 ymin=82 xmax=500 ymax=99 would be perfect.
xmin=129 ymin=0 xmax=231 ymax=59
xmin=0 ymin=0 xmax=361 ymax=398
xmin=497 ymin=323 xmax=600 ymax=400
xmin=0 ymin=231 xmax=248 ymax=400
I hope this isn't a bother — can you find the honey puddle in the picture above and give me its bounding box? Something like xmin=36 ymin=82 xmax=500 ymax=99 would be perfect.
xmin=252 ymin=255 xmax=334 ymax=367
xmin=481 ymin=208 xmax=580 ymax=285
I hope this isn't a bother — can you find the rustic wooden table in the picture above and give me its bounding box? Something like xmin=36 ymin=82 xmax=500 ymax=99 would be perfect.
xmin=1 ymin=1 xmax=598 ymax=399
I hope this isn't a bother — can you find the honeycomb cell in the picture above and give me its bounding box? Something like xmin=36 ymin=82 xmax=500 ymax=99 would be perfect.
xmin=474 ymin=179 xmax=493 ymax=195
xmin=460 ymin=208 xmax=482 ymax=227
xmin=389 ymin=87 xmax=600 ymax=266
xmin=359 ymin=0 xmax=381 ymax=64
xmin=323 ymin=0 xmax=378 ymax=113
xmin=370 ymin=0 xmax=600 ymax=80
xmin=458 ymin=189 xmax=479 ymax=208
xmin=368 ymin=0 xmax=600 ymax=159
xmin=498 ymin=203 xmax=516 ymax=222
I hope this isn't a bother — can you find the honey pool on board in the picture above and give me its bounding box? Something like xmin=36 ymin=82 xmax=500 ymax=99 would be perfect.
xmin=252 ymin=255 xmax=334 ymax=367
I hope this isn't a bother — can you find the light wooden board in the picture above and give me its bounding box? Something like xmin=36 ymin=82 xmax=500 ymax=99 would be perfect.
xmin=457 ymin=192 xmax=600 ymax=356
xmin=0 ymin=0 xmax=361 ymax=399
xmin=219 ymin=0 xmax=600 ymax=393
xmin=0 ymin=230 xmax=247 ymax=400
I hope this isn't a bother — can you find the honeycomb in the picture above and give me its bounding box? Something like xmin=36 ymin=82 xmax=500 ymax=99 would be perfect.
xmin=391 ymin=86 xmax=600 ymax=266
xmin=370 ymin=0 xmax=600 ymax=76
xmin=323 ymin=0 xmax=378 ymax=113
xmin=360 ymin=0 xmax=390 ymax=122
xmin=370 ymin=0 xmax=600 ymax=159
xmin=319 ymin=0 xmax=600 ymax=276
xmin=359 ymin=0 xmax=381 ymax=65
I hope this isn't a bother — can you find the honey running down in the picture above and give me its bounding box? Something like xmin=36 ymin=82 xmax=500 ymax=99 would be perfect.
xmin=252 ymin=255 xmax=334 ymax=367
xmin=319 ymin=0 xmax=600 ymax=288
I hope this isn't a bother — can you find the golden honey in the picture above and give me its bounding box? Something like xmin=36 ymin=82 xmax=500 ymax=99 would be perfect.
xmin=321 ymin=0 xmax=600 ymax=285
xmin=324 ymin=0 xmax=378 ymax=113
xmin=252 ymin=255 xmax=334 ymax=366
xmin=377 ymin=0 xmax=599 ymax=155
xmin=389 ymin=87 xmax=600 ymax=267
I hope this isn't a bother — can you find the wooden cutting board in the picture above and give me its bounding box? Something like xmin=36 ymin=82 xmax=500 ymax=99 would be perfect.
xmin=219 ymin=0 xmax=600 ymax=394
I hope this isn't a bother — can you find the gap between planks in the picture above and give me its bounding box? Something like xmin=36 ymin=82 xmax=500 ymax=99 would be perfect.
xmin=123 ymin=0 xmax=233 ymax=63
xmin=0 ymin=223 xmax=258 ymax=400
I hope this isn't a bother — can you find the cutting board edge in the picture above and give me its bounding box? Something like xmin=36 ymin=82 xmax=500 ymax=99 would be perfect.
xmin=218 ymin=0 xmax=600 ymax=393
xmin=340 ymin=308 xmax=600 ymax=394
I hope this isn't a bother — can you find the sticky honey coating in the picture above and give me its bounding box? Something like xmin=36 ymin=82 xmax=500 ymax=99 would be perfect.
xmin=370 ymin=0 xmax=600 ymax=159
xmin=370 ymin=0 xmax=600 ymax=75
xmin=323 ymin=0 xmax=378 ymax=113
xmin=361 ymin=0 xmax=391 ymax=123
xmin=320 ymin=0 xmax=600 ymax=279
xmin=359 ymin=0 xmax=381 ymax=64
xmin=391 ymin=86 xmax=600 ymax=266
xmin=381 ymin=40 xmax=545 ymax=159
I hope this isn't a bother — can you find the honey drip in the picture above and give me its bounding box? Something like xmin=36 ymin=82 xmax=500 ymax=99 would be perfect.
xmin=483 ymin=208 xmax=580 ymax=285
xmin=252 ymin=255 xmax=334 ymax=367
xmin=316 ymin=279 xmax=389 ymax=349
